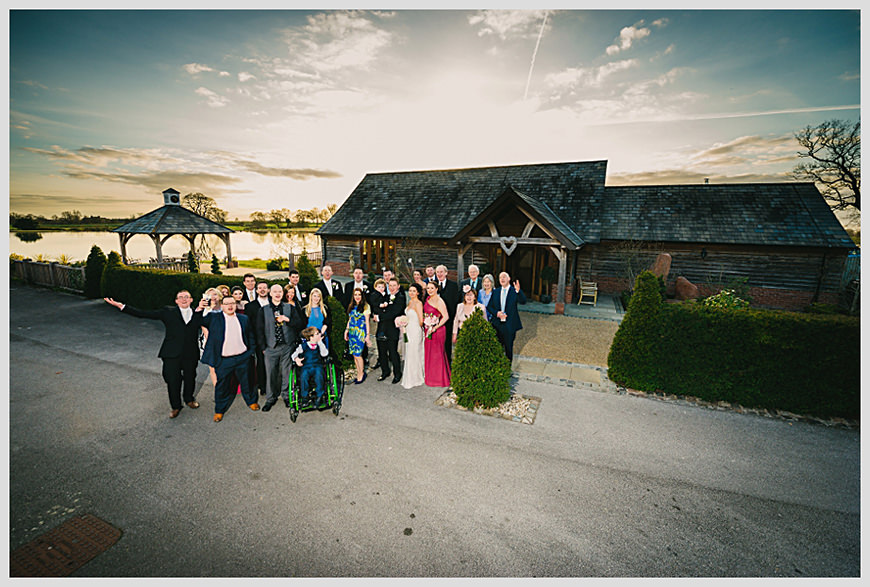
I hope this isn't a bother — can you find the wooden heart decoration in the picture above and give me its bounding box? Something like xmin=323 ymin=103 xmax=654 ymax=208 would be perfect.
xmin=499 ymin=236 xmax=518 ymax=256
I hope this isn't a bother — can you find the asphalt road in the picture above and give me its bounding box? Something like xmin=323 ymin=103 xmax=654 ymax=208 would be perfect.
xmin=8 ymin=285 xmax=860 ymax=577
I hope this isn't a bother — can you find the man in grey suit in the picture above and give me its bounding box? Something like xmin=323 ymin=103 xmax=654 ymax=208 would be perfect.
xmin=256 ymin=284 xmax=306 ymax=411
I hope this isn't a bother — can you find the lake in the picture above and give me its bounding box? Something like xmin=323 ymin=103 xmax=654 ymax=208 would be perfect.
xmin=8 ymin=230 xmax=322 ymax=263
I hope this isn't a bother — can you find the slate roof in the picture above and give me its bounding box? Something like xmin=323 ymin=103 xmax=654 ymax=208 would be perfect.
xmin=317 ymin=160 xmax=608 ymax=242
xmin=112 ymin=205 xmax=233 ymax=234
xmin=600 ymin=183 xmax=854 ymax=248
xmin=318 ymin=160 xmax=853 ymax=250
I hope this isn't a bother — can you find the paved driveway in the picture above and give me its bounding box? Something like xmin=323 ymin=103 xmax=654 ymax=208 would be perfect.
xmin=8 ymin=285 xmax=860 ymax=577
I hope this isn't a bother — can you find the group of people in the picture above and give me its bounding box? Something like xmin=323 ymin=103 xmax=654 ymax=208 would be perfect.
xmin=103 ymin=262 xmax=526 ymax=421
xmin=338 ymin=263 xmax=526 ymax=390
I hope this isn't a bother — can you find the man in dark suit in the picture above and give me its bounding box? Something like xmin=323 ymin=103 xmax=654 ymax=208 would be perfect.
xmin=242 ymin=273 xmax=257 ymax=303
xmin=313 ymin=264 xmax=344 ymax=302
xmin=434 ymin=264 xmax=460 ymax=361
xmin=376 ymin=277 xmax=405 ymax=384
xmin=460 ymin=264 xmax=482 ymax=294
xmin=244 ymin=281 xmax=271 ymax=396
xmin=342 ymin=267 xmax=371 ymax=308
xmin=486 ymin=271 xmax=527 ymax=362
xmin=200 ymin=294 xmax=259 ymax=422
xmin=104 ymin=290 xmax=203 ymax=419
xmin=255 ymin=284 xmax=306 ymax=412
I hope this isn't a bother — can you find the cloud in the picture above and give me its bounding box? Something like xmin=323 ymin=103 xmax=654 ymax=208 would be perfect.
xmin=17 ymin=79 xmax=50 ymax=90
xmin=61 ymin=167 xmax=243 ymax=195
xmin=608 ymin=169 xmax=792 ymax=185
xmin=839 ymin=71 xmax=859 ymax=81
xmin=183 ymin=63 xmax=215 ymax=75
xmin=468 ymin=9 xmax=551 ymax=40
xmin=606 ymin=22 xmax=651 ymax=55
xmin=689 ymin=135 xmax=797 ymax=168
xmin=238 ymin=72 xmax=256 ymax=82
xmin=195 ymin=87 xmax=229 ymax=108
xmin=544 ymin=59 xmax=638 ymax=92
xmin=22 ymin=145 xmax=177 ymax=168
xmin=282 ymin=11 xmax=396 ymax=74
xmin=235 ymin=160 xmax=342 ymax=180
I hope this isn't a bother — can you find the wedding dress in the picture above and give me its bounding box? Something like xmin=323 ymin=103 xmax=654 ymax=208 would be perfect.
xmin=401 ymin=306 xmax=425 ymax=389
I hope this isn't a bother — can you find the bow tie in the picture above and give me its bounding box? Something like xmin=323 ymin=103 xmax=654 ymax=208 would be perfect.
xmin=307 ymin=343 xmax=317 ymax=349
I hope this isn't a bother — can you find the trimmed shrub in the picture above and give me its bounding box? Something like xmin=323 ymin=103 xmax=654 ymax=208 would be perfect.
xmin=607 ymin=271 xmax=664 ymax=390
xmin=84 ymin=245 xmax=107 ymax=298
xmin=99 ymin=251 xmax=123 ymax=298
xmin=266 ymin=258 xmax=286 ymax=271
xmin=296 ymin=253 xmax=318 ymax=294
xmin=210 ymin=254 xmax=222 ymax=275
xmin=607 ymin=279 xmax=860 ymax=419
xmin=187 ymin=251 xmax=199 ymax=273
xmin=451 ymin=308 xmax=512 ymax=409
xmin=325 ymin=296 xmax=351 ymax=369
xmin=101 ymin=264 xmax=284 ymax=310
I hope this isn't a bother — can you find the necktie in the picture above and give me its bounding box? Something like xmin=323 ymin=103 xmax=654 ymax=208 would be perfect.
xmin=501 ymin=287 xmax=508 ymax=312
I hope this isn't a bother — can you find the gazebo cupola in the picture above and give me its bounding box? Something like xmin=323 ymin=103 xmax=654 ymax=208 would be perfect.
xmin=112 ymin=188 xmax=234 ymax=266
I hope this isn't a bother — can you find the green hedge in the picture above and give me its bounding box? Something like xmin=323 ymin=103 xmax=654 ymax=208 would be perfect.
xmin=101 ymin=262 xmax=285 ymax=309
xmin=608 ymin=271 xmax=860 ymax=420
xmin=451 ymin=308 xmax=512 ymax=409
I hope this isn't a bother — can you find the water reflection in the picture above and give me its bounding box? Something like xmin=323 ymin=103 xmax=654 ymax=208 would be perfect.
xmin=15 ymin=232 xmax=42 ymax=243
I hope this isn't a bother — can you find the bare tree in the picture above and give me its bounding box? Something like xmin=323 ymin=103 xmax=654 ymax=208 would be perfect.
xmin=249 ymin=211 xmax=268 ymax=228
xmin=793 ymin=119 xmax=860 ymax=211
xmin=181 ymin=192 xmax=228 ymax=223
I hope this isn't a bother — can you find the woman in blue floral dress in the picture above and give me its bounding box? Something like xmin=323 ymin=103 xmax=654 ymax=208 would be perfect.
xmin=344 ymin=287 xmax=371 ymax=384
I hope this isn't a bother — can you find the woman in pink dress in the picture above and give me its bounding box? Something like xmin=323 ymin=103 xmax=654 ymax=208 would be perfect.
xmin=423 ymin=280 xmax=451 ymax=387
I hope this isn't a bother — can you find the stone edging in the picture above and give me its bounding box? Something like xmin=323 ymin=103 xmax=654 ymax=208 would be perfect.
xmin=435 ymin=390 xmax=541 ymax=425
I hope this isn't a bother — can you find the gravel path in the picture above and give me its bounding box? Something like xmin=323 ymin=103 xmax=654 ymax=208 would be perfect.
xmin=514 ymin=313 xmax=619 ymax=367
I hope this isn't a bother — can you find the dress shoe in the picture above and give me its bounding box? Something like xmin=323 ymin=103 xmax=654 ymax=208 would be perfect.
xmin=186 ymin=401 xmax=200 ymax=409
xmin=391 ymin=377 xmax=401 ymax=384
xmin=262 ymin=402 xmax=274 ymax=412
xmin=377 ymin=374 xmax=390 ymax=382
xmin=249 ymin=403 xmax=260 ymax=411
xmin=213 ymin=413 xmax=223 ymax=422
xmin=169 ymin=409 xmax=181 ymax=419
xmin=259 ymin=389 xmax=266 ymax=396
xmin=283 ymin=398 xmax=290 ymax=408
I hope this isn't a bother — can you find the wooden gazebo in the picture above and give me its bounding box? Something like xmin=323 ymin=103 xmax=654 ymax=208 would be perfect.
xmin=112 ymin=188 xmax=234 ymax=266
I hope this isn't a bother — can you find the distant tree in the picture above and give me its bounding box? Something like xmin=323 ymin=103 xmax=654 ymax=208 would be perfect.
xmin=182 ymin=192 xmax=228 ymax=223
xmin=793 ymin=119 xmax=861 ymax=211
xmin=59 ymin=210 xmax=83 ymax=223
xmin=268 ymin=209 xmax=286 ymax=227
xmin=295 ymin=252 xmax=318 ymax=294
xmin=250 ymin=211 xmax=268 ymax=229
xmin=10 ymin=214 xmax=39 ymax=230
xmin=326 ymin=203 xmax=338 ymax=217
xmin=279 ymin=208 xmax=294 ymax=228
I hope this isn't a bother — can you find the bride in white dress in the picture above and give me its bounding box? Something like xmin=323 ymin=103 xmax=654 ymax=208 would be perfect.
xmin=401 ymin=283 xmax=426 ymax=389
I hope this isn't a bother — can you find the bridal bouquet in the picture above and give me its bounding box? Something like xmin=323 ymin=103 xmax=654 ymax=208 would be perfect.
xmin=395 ymin=315 xmax=409 ymax=343
xmin=423 ymin=313 xmax=439 ymax=339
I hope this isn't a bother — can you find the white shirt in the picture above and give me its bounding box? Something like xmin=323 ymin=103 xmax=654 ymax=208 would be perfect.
xmin=323 ymin=279 xmax=333 ymax=297
xmin=501 ymin=287 xmax=508 ymax=312
xmin=245 ymin=289 xmax=256 ymax=302
xmin=180 ymin=307 xmax=193 ymax=324
xmin=257 ymin=296 xmax=269 ymax=307
xmin=221 ymin=313 xmax=247 ymax=357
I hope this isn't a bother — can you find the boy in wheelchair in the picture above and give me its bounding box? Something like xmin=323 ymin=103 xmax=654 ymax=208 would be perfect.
xmin=292 ymin=326 xmax=330 ymax=407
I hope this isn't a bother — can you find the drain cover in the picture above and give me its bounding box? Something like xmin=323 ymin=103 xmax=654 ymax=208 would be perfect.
xmin=10 ymin=514 xmax=121 ymax=577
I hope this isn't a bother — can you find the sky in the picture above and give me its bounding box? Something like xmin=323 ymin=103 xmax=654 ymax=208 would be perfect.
xmin=7 ymin=7 xmax=862 ymax=226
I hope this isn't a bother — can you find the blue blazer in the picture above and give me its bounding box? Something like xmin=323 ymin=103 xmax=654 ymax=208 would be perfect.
xmin=200 ymin=311 xmax=255 ymax=368
xmin=486 ymin=286 xmax=527 ymax=333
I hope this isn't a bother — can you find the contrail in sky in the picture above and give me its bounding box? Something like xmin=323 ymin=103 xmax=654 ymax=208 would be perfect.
xmin=523 ymin=11 xmax=548 ymax=101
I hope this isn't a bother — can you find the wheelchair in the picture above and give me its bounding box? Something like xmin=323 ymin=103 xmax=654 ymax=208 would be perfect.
xmin=287 ymin=355 xmax=345 ymax=422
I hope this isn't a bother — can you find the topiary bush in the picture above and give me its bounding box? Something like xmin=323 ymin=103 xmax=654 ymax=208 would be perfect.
xmin=84 ymin=244 xmax=107 ymax=298
xmin=266 ymin=258 xmax=286 ymax=271
xmin=187 ymin=251 xmax=199 ymax=273
xmin=607 ymin=271 xmax=664 ymax=390
xmin=295 ymin=252 xmax=319 ymax=294
xmin=210 ymin=254 xmax=222 ymax=275
xmin=451 ymin=308 xmax=512 ymax=409
xmin=325 ymin=296 xmax=352 ymax=369
xmin=99 ymin=250 xmax=123 ymax=298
